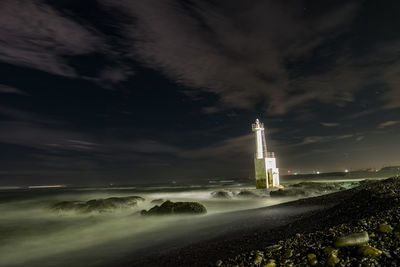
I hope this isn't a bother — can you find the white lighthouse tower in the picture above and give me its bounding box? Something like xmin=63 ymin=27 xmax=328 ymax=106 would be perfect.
xmin=252 ymin=119 xmax=279 ymax=189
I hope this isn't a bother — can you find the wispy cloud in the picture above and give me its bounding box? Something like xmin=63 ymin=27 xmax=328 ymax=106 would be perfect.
xmin=0 ymin=121 xmax=96 ymax=152
xmin=0 ymin=0 xmax=104 ymax=77
xmin=125 ymin=134 xmax=254 ymax=160
xmin=321 ymin=122 xmax=339 ymax=127
xmin=0 ymin=85 xmax=28 ymax=95
xmin=298 ymin=134 xmax=355 ymax=146
xmin=378 ymin=120 xmax=400 ymax=129
xmin=100 ymin=0 xmax=361 ymax=115
xmin=356 ymin=136 xmax=365 ymax=141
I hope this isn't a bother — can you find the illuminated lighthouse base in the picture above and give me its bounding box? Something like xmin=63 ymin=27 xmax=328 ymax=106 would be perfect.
xmin=254 ymin=157 xmax=280 ymax=189
xmin=252 ymin=119 xmax=280 ymax=189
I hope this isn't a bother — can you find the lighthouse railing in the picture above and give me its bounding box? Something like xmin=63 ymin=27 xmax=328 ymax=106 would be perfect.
xmin=251 ymin=122 xmax=264 ymax=130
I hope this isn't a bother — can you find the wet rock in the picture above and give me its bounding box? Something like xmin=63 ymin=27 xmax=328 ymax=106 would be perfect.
xmin=253 ymin=254 xmax=263 ymax=265
xmin=236 ymin=190 xmax=261 ymax=198
xmin=51 ymin=196 xmax=143 ymax=213
xmin=283 ymin=249 xmax=293 ymax=258
xmin=334 ymin=231 xmax=369 ymax=247
xmin=270 ymin=188 xmax=306 ymax=197
xmin=211 ymin=190 xmax=231 ymax=199
xmin=379 ymin=223 xmax=393 ymax=233
xmin=264 ymin=259 xmax=276 ymax=267
xmin=85 ymin=199 xmax=120 ymax=212
xmin=357 ymin=245 xmax=382 ymax=258
xmin=394 ymin=223 xmax=400 ymax=233
xmin=151 ymin=198 xmax=165 ymax=204
xmin=217 ymin=177 xmax=400 ymax=267
xmin=265 ymin=244 xmax=282 ymax=252
xmin=141 ymin=200 xmax=207 ymax=215
xmin=323 ymin=247 xmax=336 ymax=256
xmin=326 ymin=249 xmax=340 ymax=266
xmin=369 ymin=232 xmax=376 ymax=238
xmin=85 ymin=196 xmax=143 ymax=212
xmin=51 ymin=201 xmax=85 ymax=213
xmin=307 ymin=253 xmax=318 ymax=265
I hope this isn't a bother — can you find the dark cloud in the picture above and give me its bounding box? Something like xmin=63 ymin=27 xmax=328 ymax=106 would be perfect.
xmin=1 ymin=0 xmax=398 ymax=114
xmin=0 ymin=0 xmax=103 ymax=77
xmin=321 ymin=122 xmax=340 ymax=127
xmin=297 ymin=134 xmax=355 ymax=146
xmin=100 ymin=0 xmax=364 ymax=114
xmin=0 ymin=0 xmax=136 ymax=88
xmin=356 ymin=136 xmax=365 ymax=142
xmin=0 ymin=0 xmax=400 ymax=184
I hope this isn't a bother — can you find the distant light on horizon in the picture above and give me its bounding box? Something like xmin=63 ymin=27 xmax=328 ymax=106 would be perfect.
xmin=344 ymin=169 xmax=349 ymax=173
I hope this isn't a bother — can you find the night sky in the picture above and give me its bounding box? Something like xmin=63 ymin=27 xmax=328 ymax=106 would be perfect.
xmin=0 ymin=0 xmax=399 ymax=186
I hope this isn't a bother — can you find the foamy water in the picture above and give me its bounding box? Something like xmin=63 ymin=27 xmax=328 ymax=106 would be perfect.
xmin=0 ymin=181 xmax=349 ymax=266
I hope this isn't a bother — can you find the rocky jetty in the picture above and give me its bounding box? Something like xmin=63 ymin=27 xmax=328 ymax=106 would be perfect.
xmin=141 ymin=200 xmax=207 ymax=215
xmin=215 ymin=177 xmax=400 ymax=266
xmin=51 ymin=196 xmax=144 ymax=213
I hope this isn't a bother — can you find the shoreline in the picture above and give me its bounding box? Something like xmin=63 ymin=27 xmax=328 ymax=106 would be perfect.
xmin=125 ymin=177 xmax=400 ymax=267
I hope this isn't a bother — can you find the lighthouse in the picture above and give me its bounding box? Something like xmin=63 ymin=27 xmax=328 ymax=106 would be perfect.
xmin=252 ymin=119 xmax=279 ymax=189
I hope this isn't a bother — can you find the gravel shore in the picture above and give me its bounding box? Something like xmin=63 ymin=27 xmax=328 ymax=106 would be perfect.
xmin=130 ymin=177 xmax=400 ymax=267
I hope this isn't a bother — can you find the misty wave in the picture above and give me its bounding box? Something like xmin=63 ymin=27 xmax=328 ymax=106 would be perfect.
xmin=0 ymin=181 xmax=344 ymax=267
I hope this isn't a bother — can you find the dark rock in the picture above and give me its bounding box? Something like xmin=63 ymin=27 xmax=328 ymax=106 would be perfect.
xmin=265 ymin=259 xmax=276 ymax=267
xmin=357 ymin=245 xmax=382 ymax=258
xmin=253 ymin=254 xmax=263 ymax=265
xmin=307 ymin=253 xmax=318 ymax=265
xmin=214 ymin=177 xmax=400 ymax=267
xmin=51 ymin=201 xmax=85 ymax=212
xmin=236 ymin=190 xmax=261 ymax=198
xmin=266 ymin=244 xmax=282 ymax=252
xmin=326 ymin=249 xmax=339 ymax=266
xmin=379 ymin=223 xmax=393 ymax=233
xmin=51 ymin=196 xmax=144 ymax=213
xmin=211 ymin=190 xmax=231 ymax=199
xmin=334 ymin=232 xmax=369 ymax=247
xmin=151 ymin=198 xmax=165 ymax=204
xmin=270 ymin=188 xmax=306 ymax=197
xmin=141 ymin=200 xmax=207 ymax=215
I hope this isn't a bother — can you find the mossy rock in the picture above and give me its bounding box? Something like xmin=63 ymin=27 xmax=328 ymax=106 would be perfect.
xmin=141 ymin=200 xmax=207 ymax=215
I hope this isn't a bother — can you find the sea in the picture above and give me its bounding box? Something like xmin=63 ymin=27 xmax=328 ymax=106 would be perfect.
xmin=0 ymin=178 xmax=358 ymax=267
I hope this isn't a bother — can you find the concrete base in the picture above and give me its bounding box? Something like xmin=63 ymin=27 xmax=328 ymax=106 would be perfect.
xmin=254 ymin=158 xmax=268 ymax=189
xmin=254 ymin=158 xmax=279 ymax=189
